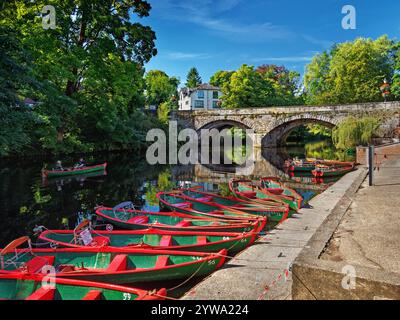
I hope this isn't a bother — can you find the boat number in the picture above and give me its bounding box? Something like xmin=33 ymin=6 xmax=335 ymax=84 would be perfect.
xmin=208 ymin=260 xmax=216 ymax=265
xmin=123 ymin=293 xmax=131 ymax=300
xmin=241 ymin=238 xmax=247 ymax=243
xmin=222 ymin=237 xmax=231 ymax=240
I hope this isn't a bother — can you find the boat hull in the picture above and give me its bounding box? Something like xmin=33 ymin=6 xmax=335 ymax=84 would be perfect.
xmin=42 ymin=163 xmax=107 ymax=178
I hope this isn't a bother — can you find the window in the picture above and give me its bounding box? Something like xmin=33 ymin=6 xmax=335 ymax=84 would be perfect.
xmin=212 ymin=101 xmax=219 ymax=108
xmin=194 ymin=100 xmax=204 ymax=108
xmin=213 ymin=91 xmax=219 ymax=99
xmin=197 ymin=90 xmax=204 ymax=99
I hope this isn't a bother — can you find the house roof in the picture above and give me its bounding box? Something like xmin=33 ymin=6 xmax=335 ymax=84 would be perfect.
xmin=180 ymin=83 xmax=221 ymax=98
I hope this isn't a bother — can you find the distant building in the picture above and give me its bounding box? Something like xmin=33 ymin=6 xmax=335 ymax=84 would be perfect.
xmin=178 ymin=84 xmax=222 ymax=111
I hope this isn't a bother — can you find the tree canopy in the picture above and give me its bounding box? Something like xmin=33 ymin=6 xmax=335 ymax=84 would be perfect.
xmin=0 ymin=0 xmax=160 ymax=156
xmin=304 ymin=36 xmax=396 ymax=105
xmin=185 ymin=67 xmax=202 ymax=88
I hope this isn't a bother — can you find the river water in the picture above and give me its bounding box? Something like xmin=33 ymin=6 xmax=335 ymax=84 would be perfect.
xmin=0 ymin=141 xmax=353 ymax=297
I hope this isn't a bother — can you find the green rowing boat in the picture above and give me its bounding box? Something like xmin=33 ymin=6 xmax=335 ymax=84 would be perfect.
xmin=0 ymin=237 xmax=227 ymax=285
xmin=0 ymin=273 xmax=165 ymax=300
xmin=42 ymin=163 xmax=107 ymax=178
xmin=38 ymin=228 xmax=257 ymax=254
xmin=156 ymin=192 xmax=267 ymax=232
xmin=95 ymin=206 xmax=259 ymax=233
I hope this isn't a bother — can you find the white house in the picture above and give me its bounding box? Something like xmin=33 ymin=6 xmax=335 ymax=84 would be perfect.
xmin=178 ymin=84 xmax=222 ymax=111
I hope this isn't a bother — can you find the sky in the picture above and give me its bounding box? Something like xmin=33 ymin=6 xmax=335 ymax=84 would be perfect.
xmin=139 ymin=0 xmax=400 ymax=86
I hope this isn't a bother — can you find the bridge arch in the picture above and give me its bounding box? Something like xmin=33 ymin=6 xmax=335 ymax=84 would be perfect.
xmin=262 ymin=114 xmax=338 ymax=148
xmin=197 ymin=119 xmax=252 ymax=131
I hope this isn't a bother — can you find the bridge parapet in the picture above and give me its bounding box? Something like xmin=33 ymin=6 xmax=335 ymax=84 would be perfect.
xmin=172 ymin=101 xmax=400 ymax=148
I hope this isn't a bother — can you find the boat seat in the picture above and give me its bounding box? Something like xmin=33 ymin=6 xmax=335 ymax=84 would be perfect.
xmin=24 ymin=256 xmax=55 ymax=273
xmin=107 ymin=254 xmax=128 ymax=272
xmin=91 ymin=236 xmax=110 ymax=247
xmin=26 ymin=287 xmax=55 ymax=300
xmin=82 ymin=290 xmax=103 ymax=300
xmin=266 ymin=188 xmax=284 ymax=195
xmin=210 ymin=210 xmax=225 ymax=215
xmin=159 ymin=235 xmax=172 ymax=247
xmin=155 ymin=256 xmax=170 ymax=268
xmin=197 ymin=236 xmax=207 ymax=245
xmin=127 ymin=216 xmax=149 ymax=225
xmin=175 ymin=220 xmax=191 ymax=227
xmin=173 ymin=202 xmax=192 ymax=209
xmin=239 ymin=191 xmax=256 ymax=198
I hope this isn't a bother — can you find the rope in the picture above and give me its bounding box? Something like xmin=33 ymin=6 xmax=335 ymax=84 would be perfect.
xmin=166 ymin=259 xmax=208 ymax=292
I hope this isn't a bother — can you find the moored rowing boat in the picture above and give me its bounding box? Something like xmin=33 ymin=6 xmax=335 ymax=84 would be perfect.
xmin=0 ymin=237 xmax=227 ymax=285
xmin=38 ymin=228 xmax=257 ymax=254
xmin=95 ymin=205 xmax=259 ymax=233
xmin=157 ymin=191 xmax=267 ymax=232
xmin=0 ymin=273 xmax=165 ymax=300
xmin=181 ymin=187 xmax=289 ymax=222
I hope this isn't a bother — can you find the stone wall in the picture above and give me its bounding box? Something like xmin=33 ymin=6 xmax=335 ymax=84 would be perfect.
xmin=172 ymin=101 xmax=400 ymax=148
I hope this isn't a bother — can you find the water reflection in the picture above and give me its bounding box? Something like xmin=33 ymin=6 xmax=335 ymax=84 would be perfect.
xmin=0 ymin=142 xmax=354 ymax=246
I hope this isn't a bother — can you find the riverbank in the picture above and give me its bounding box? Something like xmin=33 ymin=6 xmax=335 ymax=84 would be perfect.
xmin=181 ymin=166 xmax=367 ymax=300
xmin=292 ymin=152 xmax=400 ymax=299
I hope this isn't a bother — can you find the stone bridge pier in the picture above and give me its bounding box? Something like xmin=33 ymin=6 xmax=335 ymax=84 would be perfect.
xmin=172 ymin=102 xmax=400 ymax=148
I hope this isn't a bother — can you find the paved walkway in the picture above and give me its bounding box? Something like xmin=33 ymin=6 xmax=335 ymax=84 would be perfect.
xmin=321 ymin=156 xmax=400 ymax=275
xmin=182 ymin=169 xmax=366 ymax=300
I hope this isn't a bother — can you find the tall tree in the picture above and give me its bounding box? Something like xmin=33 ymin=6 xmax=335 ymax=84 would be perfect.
xmin=185 ymin=67 xmax=202 ymax=88
xmin=304 ymin=36 xmax=395 ymax=105
xmin=0 ymin=26 xmax=39 ymax=156
xmin=2 ymin=0 xmax=157 ymax=154
xmin=209 ymin=70 xmax=234 ymax=87
xmin=221 ymin=64 xmax=275 ymax=108
xmin=145 ymin=70 xmax=179 ymax=106
xmin=256 ymin=64 xmax=302 ymax=105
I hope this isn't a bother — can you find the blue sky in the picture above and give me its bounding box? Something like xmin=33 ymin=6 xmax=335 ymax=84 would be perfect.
xmin=140 ymin=0 xmax=400 ymax=86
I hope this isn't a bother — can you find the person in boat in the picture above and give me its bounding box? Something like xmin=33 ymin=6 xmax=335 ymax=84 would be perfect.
xmin=55 ymin=160 xmax=64 ymax=171
xmin=74 ymin=158 xmax=86 ymax=168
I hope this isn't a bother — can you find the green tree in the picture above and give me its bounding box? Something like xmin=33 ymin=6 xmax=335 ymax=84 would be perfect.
xmin=145 ymin=70 xmax=179 ymax=107
xmin=221 ymin=64 xmax=275 ymax=108
xmin=256 ymin=64 xmax=302 ymax=105
xmin=332 ymin=116 xmax=380 ymax=149
xmin=304 ymin=36 xmax=395 ymax=105
xmin=185 ymin=67 xmax=202 ymax=88
xmin=209 ymin=70 xmax=234 ymax=87
xmin=1 ymin=0 xmax=158 ymax=155
xmin=0 ymin=25 xmax=40 ymax=156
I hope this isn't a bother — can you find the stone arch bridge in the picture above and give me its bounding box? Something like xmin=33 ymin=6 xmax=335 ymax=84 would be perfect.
xmin=172 ymin=102 xmax=400 ymax=148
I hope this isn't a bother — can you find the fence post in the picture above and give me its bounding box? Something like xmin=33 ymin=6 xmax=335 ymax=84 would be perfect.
xmin=368 ymin=145 xmax=374 ymax=186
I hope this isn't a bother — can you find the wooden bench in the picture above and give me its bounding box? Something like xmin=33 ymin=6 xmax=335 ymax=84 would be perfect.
xmin=82 ymin=290 xmax=102 ymax=300
xmin=107 ymin=254 xmax=128 ymax=272
xmin=26 ymin=287 xmax=55 ymax=300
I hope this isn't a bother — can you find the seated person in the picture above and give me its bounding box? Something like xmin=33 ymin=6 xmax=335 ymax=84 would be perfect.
xmin=54 ymin=160 xmax=64 ymax=171
xmin=74 ymin=158 xmax=86 ymax=168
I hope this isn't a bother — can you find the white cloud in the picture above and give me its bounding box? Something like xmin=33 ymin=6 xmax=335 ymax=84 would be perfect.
xmin=165 ymin=51 xmax=213 ymax=60
xmin=149 ymin=0 xmax=292 ymax=42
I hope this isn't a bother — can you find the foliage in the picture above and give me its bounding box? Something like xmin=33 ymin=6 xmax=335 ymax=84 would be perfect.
xmin=0 ymin=25 xmax=40 ymax=156
xmin=0 ymin=0 xmax=159 ymax=156
xmin=209 ymin=70 xmax=234 ymax=87
xmin=185 ymin=67 xmax=202 ymax=88
xmin=256 ymin=64 xmax=303 ymax=105
xmin=145 ymin=70 xmax=179 ymax=107
xmin=391 ymin=42 xmax=400 ymax=99
xmin=332 ymin=116 xmax=381 ymax=149
xmin=220 ymin=64 xmax=275 ymax=108
xmin=304 ymin=36 xmax=396 ymax=105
